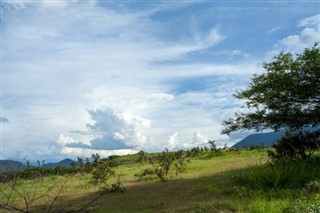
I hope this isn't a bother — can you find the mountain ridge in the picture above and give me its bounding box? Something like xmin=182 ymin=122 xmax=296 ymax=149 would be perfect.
xmin=0 ymin=158 xmax=76 ymax=170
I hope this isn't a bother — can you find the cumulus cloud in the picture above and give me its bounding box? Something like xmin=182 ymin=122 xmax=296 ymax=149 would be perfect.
xmin=166 ymin=132 xmax=179 ymax=150
xmin=57 ymin=134 xmax=77 ymax=146
xmin=160 ymin=131 xmax=211 ymax=151
xmin=2 ymin=1 xmax=280 ymax=160
xmin=66 ymin=108 xmax=151 ymax=150
xmin=192 ymin=132 xmax=208 ymax=145
xmin=276 ymin=14 xmax=320 ymax=53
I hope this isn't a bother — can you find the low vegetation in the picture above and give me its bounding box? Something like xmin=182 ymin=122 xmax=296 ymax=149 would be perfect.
xmin=1 ymin=145 xmax=320 ymax=212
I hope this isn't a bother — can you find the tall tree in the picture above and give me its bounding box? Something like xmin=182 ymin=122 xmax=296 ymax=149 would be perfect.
xmin=222 ymin=44 xmax=320 ymax=135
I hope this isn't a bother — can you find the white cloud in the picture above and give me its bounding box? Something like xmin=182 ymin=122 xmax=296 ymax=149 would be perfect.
xmin=68 ymin=108 xmax=151 ymax=150
xmin=276 ymin=14 xmax=320 ymax=53
xmin=58 ymin=134 xmax=77 ymax=146
xmin=60 ymin=147 xmax=138 ymax=158
xmin=166 ymin=132 xmax=179 ymax=150
xmin=298 ymin=14 xmax=320 ymax=30
xmin=2 ymin=1 xmax=266 ymax=160
xmin=267 ymin=26 xmax=281 ymax=34
xmin=192 ymin=132 xmax=208 ymax=145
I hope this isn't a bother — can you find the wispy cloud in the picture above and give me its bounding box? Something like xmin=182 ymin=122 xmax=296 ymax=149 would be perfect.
xmin=267 ymin=26 xmax=282 ymax=34
xmin=2 ymin=1 xmax=319 ymax=160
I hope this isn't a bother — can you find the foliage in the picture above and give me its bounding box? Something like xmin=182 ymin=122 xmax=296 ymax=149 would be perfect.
xmin=268 ymin=130 xmax=320 ymax=161
xmin=101 ymin=177 xmax=126 ymax=194
xmin=0 ymin=167 xmax=79 ymax=183
xmin=135 ymin=149 xmax=188 ymax=182
xmin=208 ymin=140 xmax=216 ymax=152
xmin=186 ymin=147 xmax=206 ymax=157
xmin=222 ymin=43 xmax=320 ymax=134
xmin=285 ymin=194 xmax=320 ymax=213
xmin=90 ymin=159 xmax=115 ymax=186
xmin=134 ymin=168 xmax=156 ymax=181
xmin=305 ymin=180 xmax=320 ymax=193
xmin=0 ymin=153 xmax=126 ymax=212
xmin=231 ymin=156 xmax=320 ymax=190
xmin=136 ymin=150 xmax=146 ymax=164
xmin=89 ymin=154 xmax=126 ymax=194
xmin=0 ymin=168 xmax=106 ymax=213
xmin=0 ymin=173 xmax=67 ymax=213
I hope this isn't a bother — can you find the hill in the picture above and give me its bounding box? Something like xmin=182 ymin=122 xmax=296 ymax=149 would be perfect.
xmin=232 ymin=130 xmax=286 ymax=148
xmin=0 ymin=160 xmax=24 ymax=170
xmin=43 ymin=158 xmax=76 ymax=168
xmin=0 ymin=158 xmax=76 ymax=170
xmin=232 ymin=126 xmax=320 ymax=148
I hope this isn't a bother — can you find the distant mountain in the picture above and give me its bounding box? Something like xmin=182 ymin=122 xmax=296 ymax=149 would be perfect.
xmin=0 ymin=158 xmax=76 ymax=170
xmin=43 ymin=158 xmax=76 ymax=168
xmin=232 ymin=126 xmax=320 ymax=148
xmin=232 ymin=130 xmax=286 ymax=148
xmin=0 ymin=160 xmax=24 ymax=171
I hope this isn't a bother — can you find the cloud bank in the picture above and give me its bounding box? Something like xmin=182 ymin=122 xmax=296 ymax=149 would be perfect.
xmin=2 ymin=1 xmax=319 ymax=160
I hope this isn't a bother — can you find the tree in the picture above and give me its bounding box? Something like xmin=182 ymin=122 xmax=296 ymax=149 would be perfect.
xmin=208 ymin=140 xmax=216 ymax=152
xmin=135 ymin=149 xmax=188 ymax=182
xmin=222 ymin=44 xmax=320 ymax=135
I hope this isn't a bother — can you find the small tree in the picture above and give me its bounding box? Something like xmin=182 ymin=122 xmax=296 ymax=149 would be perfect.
xmin=90 ymin=154 xmax=125 ymax=193
xmin=222 ymin=44 xmax=320 ymax=135
xmin=208 ymin=140 xmax=216 ymax=152
xmin=268 ymin=130 xmax=320 ymax=161
xmin=135 ymin=149 xmax=188 ymax=182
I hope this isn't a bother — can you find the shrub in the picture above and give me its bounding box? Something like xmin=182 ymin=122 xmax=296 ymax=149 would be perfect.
xmin=135 ymin=149 xmax=188 ymax=182
xmin=134 ymin=168 xmax=155 ymax=181
xmin=268 ymin=130 xmax=320 ymax=162
xmin=231 ymin=156 xmax=320 ymax=190
xmin=305 ymin=180 xmax=320 ymax=193
xmin=91 ymin=159 xmax=115 ymax=186
xmin=285 ymin=194 xmax=320 ymax=213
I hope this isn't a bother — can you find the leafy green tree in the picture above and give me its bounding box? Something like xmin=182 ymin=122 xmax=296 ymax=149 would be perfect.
xmin=222 ymin=44 xmax=320 ymax=134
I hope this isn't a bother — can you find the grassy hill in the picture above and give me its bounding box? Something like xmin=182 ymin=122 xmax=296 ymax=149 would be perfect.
xmin=1 ymin=148 xmax=320 ymax=212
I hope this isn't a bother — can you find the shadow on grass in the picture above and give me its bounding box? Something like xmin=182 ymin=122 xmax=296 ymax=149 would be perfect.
xmin=42 ymin=168 xmax=249 ymax=212
xmin=38 ymin=156 xmax=320 ymax=213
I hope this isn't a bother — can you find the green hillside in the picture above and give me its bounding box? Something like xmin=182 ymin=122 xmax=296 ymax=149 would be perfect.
xmin=1 ymin=148 xmax=320 ymax=213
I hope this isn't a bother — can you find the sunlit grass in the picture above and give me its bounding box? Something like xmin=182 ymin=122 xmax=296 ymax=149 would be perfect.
xmin=1 ymin=148 xmax=319 ymax=212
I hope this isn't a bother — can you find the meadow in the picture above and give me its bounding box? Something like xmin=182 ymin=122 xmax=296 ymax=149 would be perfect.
xmin=1 ymin=148 xmax=320 ymax=213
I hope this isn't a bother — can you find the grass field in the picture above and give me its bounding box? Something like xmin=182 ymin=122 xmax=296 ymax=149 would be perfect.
xmin=2 ymin=148 xmax=320 ymax=213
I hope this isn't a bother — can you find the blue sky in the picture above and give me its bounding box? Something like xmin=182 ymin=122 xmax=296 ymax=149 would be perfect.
xmin=1 ymin=0 xmax=319 ymax=161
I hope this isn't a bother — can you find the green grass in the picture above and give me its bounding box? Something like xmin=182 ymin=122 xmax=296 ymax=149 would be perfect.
xmin=1 ymin=148 xmax=320 ymax=212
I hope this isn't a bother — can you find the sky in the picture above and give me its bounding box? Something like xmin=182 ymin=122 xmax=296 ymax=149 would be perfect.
xmin=1 ymin=0 xmax=320 ymax=162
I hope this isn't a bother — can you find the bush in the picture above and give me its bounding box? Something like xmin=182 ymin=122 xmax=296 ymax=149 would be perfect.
xmin=268 ymin=130 xmax=320 ymax=162
xmin=134 ymin=168 xmax=155 ymax=181
xmin=285 ymin=194 xmax=320 ymax=213
xmin=231 ymin=156 xmax=320 ymax=190
xmin=90 ymin=159 xmax=115 ymax=186
xmin=135 ymin=149 xmax=189 ymax=182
